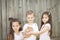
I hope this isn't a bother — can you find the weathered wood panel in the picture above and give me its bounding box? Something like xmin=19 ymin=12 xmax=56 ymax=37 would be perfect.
xmin=1 ymin=0 xmax=7 ymax=40
xmin=0 ymin=0 xmax=2 ymax=40
xmin=0 ymin=0 xmax=60 ymax=40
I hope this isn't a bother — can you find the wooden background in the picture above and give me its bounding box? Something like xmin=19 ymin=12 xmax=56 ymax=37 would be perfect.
xmin=0 ymin=0 xmax=60 ymax=40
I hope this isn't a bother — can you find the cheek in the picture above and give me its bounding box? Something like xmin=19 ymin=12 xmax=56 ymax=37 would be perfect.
xmin=12 ymin=27 xmax=15 ymax=31
xmin=32 ymin=18 xmax=34 ymax=20
xmin=17 ymin=26 xmax=21 ymax=30
xmin=42 ymin=18 xmax=47 ymax=22
xmin=46 ymin=18 xmax=49 ymax=21
xmin=27 ymin=18 xmax=30 ymax=21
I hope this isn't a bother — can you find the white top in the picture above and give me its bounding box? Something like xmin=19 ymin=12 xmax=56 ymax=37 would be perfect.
xmin=23 ymin=23 xmax=39 ymax=40
xmin=14 ymin=31 xmax=23 ymax=40
xmin=39 ymin=23 xmax=51 ymax=40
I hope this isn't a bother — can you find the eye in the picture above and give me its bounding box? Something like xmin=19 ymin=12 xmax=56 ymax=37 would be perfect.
xmin=12 ymin=25 xmax=15 ymax=27
xmin=45 ymin=17 xmax=47 ymax=19
xmin=27 ymin=17 xmax=30 ymax=19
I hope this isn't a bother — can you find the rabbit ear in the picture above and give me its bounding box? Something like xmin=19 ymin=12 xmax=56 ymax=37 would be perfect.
xmin=8 ymin=17 xmax=13 ymax=21
xmin=49 ymin=12 xmax=50 ymax=15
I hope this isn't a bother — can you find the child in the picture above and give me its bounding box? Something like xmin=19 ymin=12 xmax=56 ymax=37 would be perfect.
xmin=39 ymin=11 xmax=52 ymax=40
xmin=8 ymin=18 xmax=23 ymax=40
xmin=23 ymin=10 xmax=39 ymax=40
xmin=28 ymin=11 xmax=52 ymax=40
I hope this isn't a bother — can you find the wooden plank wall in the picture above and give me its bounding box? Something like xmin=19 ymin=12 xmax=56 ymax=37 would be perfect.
xmin=0 ymin=0 xmax=60 ymax=40
xmin=57 ymin=0 xmax=60 ymax=37
xmin=0 ymin=0 xmax=2 ymax=40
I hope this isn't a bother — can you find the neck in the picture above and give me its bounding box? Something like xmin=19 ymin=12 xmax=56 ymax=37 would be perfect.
xmin=28 ymin=22 xmax=34 ymax=25
xmin=15 ymin=31 xmax=20 ymax=35
xmin=44 ymin=22 xmax=47 ymax=24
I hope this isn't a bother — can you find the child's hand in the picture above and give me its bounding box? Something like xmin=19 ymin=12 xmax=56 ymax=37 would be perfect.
xmin=22 ymin=32 xmax=30 ymax=38
xmin=27 ymin=31 xmax=40 ymax=36
xmin=25 ymin=31 xmax=33 ymax=35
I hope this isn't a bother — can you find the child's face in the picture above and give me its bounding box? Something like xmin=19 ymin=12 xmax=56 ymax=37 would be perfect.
xmin=42 ymin=14 xmax=49 ymax=23
xmin=12 ymin=22 xmax=21 ymax=32
xmin=26 ymin=14 xmax=35 ymax=23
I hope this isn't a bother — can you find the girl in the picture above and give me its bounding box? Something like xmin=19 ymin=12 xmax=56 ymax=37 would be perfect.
xmin=39 ymin=11 xmax=52 ymax=40
xmin=8 ymin=18 xmax=23 ymax=40
xmin=27 ymin=11 xmax=52 ymax=40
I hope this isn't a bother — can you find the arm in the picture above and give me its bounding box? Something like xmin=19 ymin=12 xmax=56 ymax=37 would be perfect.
xmin=22 ymin=32 xmax=26 ymax=40
xmin=22 ymin=35 xmax=25 ymax=40
xmin=39 ymin=24 xmax=51 ymax=35
xmin=27 ymin=24 xmax=51 ymax=35
xmin=7 ymin=35 xmax=12 ymax=40
xmin=39 ymin=26 xmax=49 ymax=35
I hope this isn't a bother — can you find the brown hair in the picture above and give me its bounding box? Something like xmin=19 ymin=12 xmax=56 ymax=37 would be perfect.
xmin=40 ymin=11 xmax=52 ymax=38
xmin=8 ymin=18 xmax=22 ymax=40
xmin=26 ymin=10 xmax=35 ymax=16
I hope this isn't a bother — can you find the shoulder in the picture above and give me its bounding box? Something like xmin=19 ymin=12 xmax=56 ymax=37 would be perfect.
xmin=24 ymin=23 xmax=28 ymax=26
xmin=45 ymin=23 xmax=51 ymax=29
xmin=45 ymin=23 xmax=51 ymax=26
xmin=23 ymin=24 xmax=28 ymax=28
xmin=23 ymin=24 xmax=29 ymax=31
xmin=33 ymin=23 xmax=38 ymax=25
xmin=34 ymin=23 xmax=37 ymax=24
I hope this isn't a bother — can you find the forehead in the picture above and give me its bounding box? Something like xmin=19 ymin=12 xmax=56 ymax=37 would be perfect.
xmin=43 ymin=14 xmax=48 ymax=17
xmin=12 ymin=22 xmax=19 ymax=25
xmin=27 ymin=13 xmax=34 ymax=17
